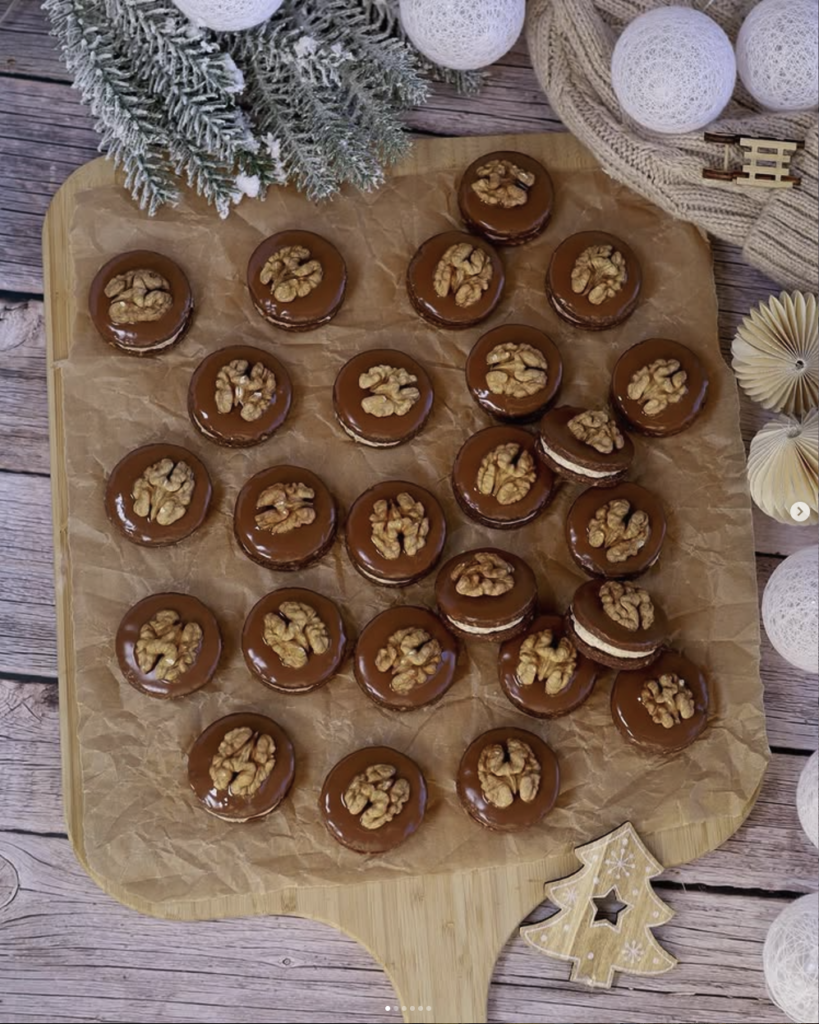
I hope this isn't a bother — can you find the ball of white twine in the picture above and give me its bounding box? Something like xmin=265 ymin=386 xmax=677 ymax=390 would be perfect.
xmin=736 ymin=0 xmax=819 ymax=112
xmin=762 ymin=546 xmax=819 ymax=675
xmin=611 ymin=6 xmax=737 ymax=134
xmin=399 ymin=0 xmax=525 ymax=71
xmin=763 ymin=893 xmax=819 ymax=1024
xmin=171 ymin=0 xmax=285 ymax=32
xmin=797 ymin=752 xmax=819 ymax=849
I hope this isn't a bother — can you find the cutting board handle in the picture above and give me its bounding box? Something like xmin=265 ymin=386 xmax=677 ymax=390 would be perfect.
xmin=319 ymin=869 xmax=541 ymax=1024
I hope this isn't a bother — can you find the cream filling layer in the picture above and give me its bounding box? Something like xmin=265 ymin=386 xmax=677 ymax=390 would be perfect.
xmin=354 ymin=561 xmax=404 ymax=586
xmin=448 ymin=613 xmax=526 ymax=636
xmin=571 ymin=614 xmax=652 ymax=660
xmin=338 ymin=416 xmax=401 ymax=449
xmin=538 ymin=438 xmax=618 ymax=480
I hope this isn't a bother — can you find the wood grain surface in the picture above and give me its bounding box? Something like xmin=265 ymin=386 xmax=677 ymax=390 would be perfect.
xmin=0 ymin=3 xmax=816 ymax=1023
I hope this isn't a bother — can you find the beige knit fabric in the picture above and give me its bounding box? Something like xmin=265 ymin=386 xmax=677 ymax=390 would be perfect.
xmin=527 ymin=0 xmax=818 ymax=291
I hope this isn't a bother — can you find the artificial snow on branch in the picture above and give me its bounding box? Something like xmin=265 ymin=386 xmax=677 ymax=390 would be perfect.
xmin=44 ymin=0 xmax=481 ymax=215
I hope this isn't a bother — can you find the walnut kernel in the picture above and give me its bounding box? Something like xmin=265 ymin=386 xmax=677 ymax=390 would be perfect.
xmin=375 ymin=627 xmax=443 ymax=694
xmin=215 ymin=360 xmax=277 ymax=422
xmin=600 ymin=580 xmax=655 ymax=632
xmin=343 ymin=764 xmax=411 ymax=830
xmin=433 ymin=242 xmax=493 ymax=309
xmin=263 ymin=601 xmax=330 ymax=669
xmin=568 ymin=410 xmax=625 ymax=455
xmin=255 ymin=482 xmax=316 ymax=534
xmin=517 ymin=630 xmax=578 ymax=695
xmin=105 ymin=268 xmax=173 ymax=324
xmin=476 ymin=443 xmax=537 ymax=506
xmin=478 ymin=739 xmax=541 ymax=808
xmin=208 ymin=727 xmax=276 ymax=797
xmin=451 ymin=551 xmax=515 ymax=598
xmin=471 ymin=158 xmax=536 ymax=208
xmin=359 ymin=365 xmax=420 ymax=418
xmin=132 ymin=459 xmax=195 ymax=526
xmin=135 ymin=609 xmax=203 ymax=683
xmin=641 ymin=673 xmax=695 ymax=728
xmin=485 ymin=342 xmax=548 ymax=398
xmin=571 ymin=244 xmax=627 ymax=306
xmin=628 ymin=358 xmax=689 ymax=417
xmin=587 ymin=499 xmax=651 ymax=564
xmin=370 ymin=493 xmax=429 ymax=560
xmin=260 ymin=246 xmax=323 ymax=303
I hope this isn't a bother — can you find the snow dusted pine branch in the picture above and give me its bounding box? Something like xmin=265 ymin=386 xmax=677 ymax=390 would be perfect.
xmin=44 ymin=0 xmax=482 ymax=214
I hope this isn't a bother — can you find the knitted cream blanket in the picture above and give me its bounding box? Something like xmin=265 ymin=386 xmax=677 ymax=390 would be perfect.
xmin=527 ymin=0 xmax=818 ymax=291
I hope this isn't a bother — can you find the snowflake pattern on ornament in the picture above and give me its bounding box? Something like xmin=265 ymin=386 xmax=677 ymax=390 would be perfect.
xmin=620 ymin=940 xmax=645 ymax=965
xmin=604 ymin=847 xmax=636 ymax=879
xmin=557 ymin=884 xmax=578 ymax=908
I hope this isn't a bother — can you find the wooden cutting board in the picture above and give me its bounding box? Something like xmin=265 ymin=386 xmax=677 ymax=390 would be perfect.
xmin=43 ymin=134 xmax=768 ymax=1024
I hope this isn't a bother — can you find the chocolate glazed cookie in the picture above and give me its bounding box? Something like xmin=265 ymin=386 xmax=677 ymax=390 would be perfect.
xmin=498 ymin=614 xmax=598 ymax=719
xmin=567 ymin=578 xmax=667 ymax=670
xmin=435 ymin=548 xmax=537 ymax=643
xmin=612 ymin=338 xmax=710 ymax=437
xmin=188 ymin=344 xmax=293 ymax=448
xmin=452 ymin=425 xmax=555 ymax=530
xmin=407 ymin=230 xmax=505 ymax=329
xmin=116 ymin=592 xmax=222 ymax=699
xmin=566 ymin=482 xmax=667 ymax=579
xmin=333 ymin=349 xmax=434 ymax=449
xmin=465 ymin=324 xmax=563 ymax=424
xmin=547 ymin=231 xmax=642 ymax=331
xmin=247 ymin=230 xmax=347 ymax=332
xmin=611 ymin=650 xmax=709 ymax=754
xmin=536 ymin=406 xmax=634 ymax=487
xmin=345 ymin=480 xmax=447 ymax=587
xmin=457 ymin=727 xmax=560 ymax=832
xmin=458 ymin=151 xmax=555 ymax=246
xmin=354 ymin=605 xmax=459 ymax=711
xmin=234 ymin=465 xmax=338 ymax=571
xmin=320 ymin=746 xmax=428 ymax=854
xmin=188 ymin=712 xmax=296 ymax=822
xmin=242 ymin=588 xmax=349 ymax=694
xmin=104 ymin=442 xmax=213 ymax=547
xmin=88 ymin=250 xmax=193 ymax=355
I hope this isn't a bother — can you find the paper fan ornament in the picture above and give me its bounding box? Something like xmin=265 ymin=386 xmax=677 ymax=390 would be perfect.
xmin=732 ymin=292 xmax=818 ymax=418
xmin=748 ymin=409 xmax=818 ymax=526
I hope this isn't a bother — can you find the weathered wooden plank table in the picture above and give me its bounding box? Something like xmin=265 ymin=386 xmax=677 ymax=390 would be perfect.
xmin=0 ymin=4 xmax=816 ymax=1022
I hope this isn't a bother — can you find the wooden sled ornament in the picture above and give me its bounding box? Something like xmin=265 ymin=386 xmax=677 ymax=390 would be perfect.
xmin=703 ymin=134 xmax=803 ymax=189
xmin=520 ymin=822 xmax=677 ymax=988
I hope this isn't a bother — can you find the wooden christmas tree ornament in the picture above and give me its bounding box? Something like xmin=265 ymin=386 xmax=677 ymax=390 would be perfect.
xmin=520 ymin=822 xmax=677 ymax=988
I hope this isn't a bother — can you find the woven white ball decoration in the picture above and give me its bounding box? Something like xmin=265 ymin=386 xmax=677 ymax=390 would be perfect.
xmin=611 ymin=7 xmax=737 ymax=134
xmin=737 ymin=0 xmax=819 ymax=112
xmin=171 ymin=0 xmax=285 ymax=32
xmin=763 ymin=893 xmax=818 ymax=1024
xmin=399 ymin=0 xmax=525 ymax=71
xmin=762 ymin=546 xmax=819 ymax=675
xmin=797 ymin=752 xmax=818 ymax=848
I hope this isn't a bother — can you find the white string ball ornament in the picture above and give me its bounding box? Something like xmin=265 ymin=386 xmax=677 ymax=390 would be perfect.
xmin=736 ymin=0 xmax=819 ymax=113
xmin=763 ymin=893 xmax=819 ymax=1024
xmin=399 ymin=0 xmax=525 ymax=71
xmin=611 ymin=7 xmax=737 ymax=134
xmin=171 ymin=0 xmax=285 ymax=32
xmin=762 ymin=546 xmax=819 ymax=675
xmin=797 ymin=752 xmax=818 ymax=848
